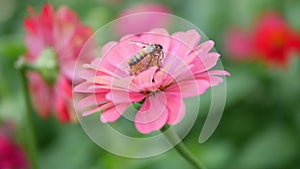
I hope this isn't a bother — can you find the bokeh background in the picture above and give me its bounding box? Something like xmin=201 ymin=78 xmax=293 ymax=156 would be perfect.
xmin=1 ymin=0 xmax=300 ymax=169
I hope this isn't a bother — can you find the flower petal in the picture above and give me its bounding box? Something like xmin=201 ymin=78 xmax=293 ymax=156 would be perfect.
xmin=100 ymin=103 xmax=130 ymax=123
xmin=82 ymin=102 xmax=114 ymax=116
xmin=195 ymin=40 xmax=215 ymax=55
xmin=167 ymin=29 xmax=201 ymax=60
xmin=139 ymin=28 xmax=170 ymax=52
xmin=101 ymin=41 xmax=118 ymax=57
xmin=207 ymin=70 xmax=231 ymax=76
xmin=225 ymin=28 xmax=253 ymax=59
xmin=166 ymin=93 xmax=185 ymax=125
xmin=167 ymin=79 xmax=210 ymax=98
xmin=132 ymin=67 xmax=158 ymax=89
xmin=172 ymin=29 xmax=201 ymax=49
xmin=192 ymin=52 xmax=221 ymax=73
xmin=55 ymin=93 xmax=71 ymax=123
xmin=135 ymin=92 xmax=168 ymax=134
xmin=106 ymin=90 xmax=145 ymax=104
xmin=27 ymin=72 xmax=53 ymax=118
xmin=194 ymin=70 xmax=230 ymax=86
xmin=77 ymin=93 xmax=107 ymax=109
xmin=73 ymin=81 xmax=93 ymax=93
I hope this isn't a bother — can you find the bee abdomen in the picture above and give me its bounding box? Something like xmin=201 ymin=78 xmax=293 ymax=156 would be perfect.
xmin=128 ymin=51 xmax=145 ymax=66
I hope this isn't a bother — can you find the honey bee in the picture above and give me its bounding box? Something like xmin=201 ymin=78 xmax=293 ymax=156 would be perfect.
xmin=128 ymin=41 xmax=164 ymax=75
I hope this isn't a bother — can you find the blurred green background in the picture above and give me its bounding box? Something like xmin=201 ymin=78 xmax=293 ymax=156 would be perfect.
xmin=0 ymin=0 xmax=300 ymax=169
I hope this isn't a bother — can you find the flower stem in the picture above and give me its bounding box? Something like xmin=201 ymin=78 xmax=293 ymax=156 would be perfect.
xmin=160 ymin=125 xmax=207 ymax=169
xmin=19 ymin=67 xmax=39 ymax=169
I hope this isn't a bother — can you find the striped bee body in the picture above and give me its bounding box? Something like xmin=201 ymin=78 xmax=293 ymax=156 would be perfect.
xmin=128 ymin=41 xmax=164 ymax=75
xmin=128 ymin=50 xmax=148 ymax=66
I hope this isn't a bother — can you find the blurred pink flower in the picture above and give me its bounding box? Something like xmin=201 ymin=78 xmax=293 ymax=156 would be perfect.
xmin=23 ymin=4 xmax=95 ymax=122
xmin=75 ymin=28 xmax=229 ymax=134
xmin=116 ymin=3 xmax=171 ymax=35
xmin=0 ymin=122 xmax=29 ymax=169
xmin=226 ymin=11 xmax=300 ymax=68
xmin=225 ymin=28 xmax=253 ymax=60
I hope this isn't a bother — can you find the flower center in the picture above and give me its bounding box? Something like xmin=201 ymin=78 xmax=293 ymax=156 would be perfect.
xmin=143 ymin=89 xmax=161 ymax=96
xmin=142 ymin=82 xmax=171 ymax=97
xmin=270 ymin=32 xmax=286 ymax=49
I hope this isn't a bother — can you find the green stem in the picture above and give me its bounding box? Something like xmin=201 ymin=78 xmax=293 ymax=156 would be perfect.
xmin=20 ymin=68 xmax=39 ymax=169
xmin=160 ymin=125 xmax=207 ymax=169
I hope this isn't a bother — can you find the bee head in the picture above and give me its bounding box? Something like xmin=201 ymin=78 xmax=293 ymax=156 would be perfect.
xmin=156 ymin=44 xmax=163 ymax=50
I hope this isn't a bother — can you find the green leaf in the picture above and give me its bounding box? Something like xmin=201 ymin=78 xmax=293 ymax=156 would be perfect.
xmin=40 ymin=124 xmax=97 ymax=169
xmin=232 ymin=125 xmax=298 ymax=169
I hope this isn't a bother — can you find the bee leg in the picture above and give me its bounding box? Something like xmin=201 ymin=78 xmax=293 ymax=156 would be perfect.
xmin=157 ymin=51 xmax=164 ymax=67
xmin=146 ymin=54 xmax=153 ymax=68
xmin=155 ymin=56 xmax=160 ymax=67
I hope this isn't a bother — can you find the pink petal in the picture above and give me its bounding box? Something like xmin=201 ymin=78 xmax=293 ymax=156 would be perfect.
xmin=120 ymin=34 xmax=139 ymax=42
xmin=201 ymin=52 xmax=221 ymax=70
xmin=194 ymin=70 xmax=230 ymax=86
xmin=74 ymin=81 xmax=94 ymax=93
xmin=153 ymin=69 xmax=174 ymax=87
xmin=77 ymin=94 xmax=107 ymax=109
xmin=167 ymin=30 xmax=201 ymax=60
xmin=40 ymin=4 xmax=54 ymax=45
xmin=203 ymin=76 xmax=225 ymax=87
xmin=91 ymin=75 xmax=131 ymax=90
xmin=79 ymin=67 xmax=96 ymax=80
xmin=24 ymin=9 xmax=37 ymax=33
xmin=132 ymin=67 xmax=158 ymax=89
xmin=139 ymin=28 xmax=170 ymax=52
xmin=27 ymin=72 xmax=53 ymax=118
xmin=168 ymin=39 xmax=191 ymax=60
xmin=172 ymin=29 xmax=201 ymax=49
xmin=82 ymin=102 xmax=114 ymax=116
xmin=184 ymin=40 xmax=215 ymax=66
xmin=56 ymin=6 xmax=78 ymax=23
xmin=167 ymin=80 xmax=210 ymax=98
xmin=60 ymin=61 xmax=75 ymax=80
xmin=101 ymin=36 xmax=144 ymax=74
xmin=166 ymin=93 xmax=185 ymax=125
xmin=54 ymin=92 xmax=71 ymax=123
xmin=164 ymin=57 xmax=195 ymax=82
xmin=208 ymin=70 xmax=231 ymax=76
xmin=106 ymin=90 xmax=145 ymax=104
xmin=89 ymin=75 xmax=113 ymax=85
xmin=101 ymin=41 xmax=118 ymax=57
xmin=225 ymin=28 xmax=253 ymax=59
xmin=90 ymin=76 xmax=139 ymax=92
xmin=195 ymin=40 xmax=215 ymax=55
xmin=53 ymin=23 xmax=75 ymax=60
xmin=54 ymin=76 xmax=73 ymax=122
xmin=135 ymin=92 xmax=168 ymax=134
xmin=100 ymin=103 xmax=130 ymax=123
xmin=24 ymin=34 xmax=45 ymax=60
xmin=192 ymin=52 xmax=221 ymax=73
xmin=82 ymin=63 xmax=121 ymax=78
xmin=90 ymin=57 xmax=102 ymax=67
xmin=57 ymin=76 xmax=72 ymax=97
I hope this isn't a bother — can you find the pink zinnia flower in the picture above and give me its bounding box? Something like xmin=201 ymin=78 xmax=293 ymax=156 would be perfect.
xmin=115 ymin=3 xmax=171 ymax=35
xmin=23 ymin=4 xmax=95 ymax=122
xmin=0 ymin=122 xmax=29 ymax=169
xmin=0 ymin=135 xmax=29 ymax=169
xmin=75 ymin=28 xmax=229 ymax=134
xmin=225 ymin=11 xmax=300 ymax=68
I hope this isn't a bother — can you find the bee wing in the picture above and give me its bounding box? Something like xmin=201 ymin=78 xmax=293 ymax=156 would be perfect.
xmin=129 ymin=41 xmax=150 ymax=47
